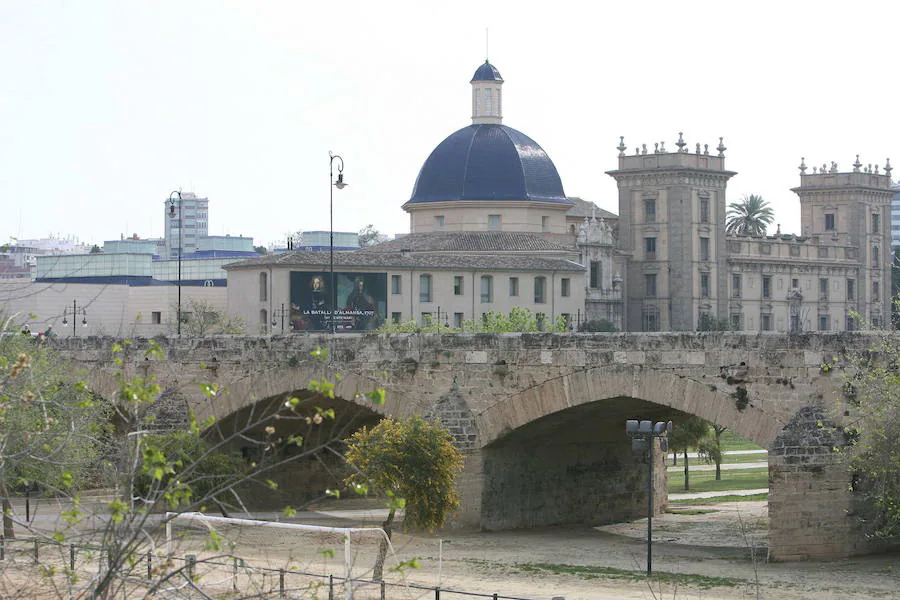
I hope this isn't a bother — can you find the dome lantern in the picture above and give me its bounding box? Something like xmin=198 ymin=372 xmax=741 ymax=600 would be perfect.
xmin=471 ymin=60 xmax=503 ymax=125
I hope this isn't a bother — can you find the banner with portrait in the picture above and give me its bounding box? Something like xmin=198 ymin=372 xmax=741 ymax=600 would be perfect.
xmin=289 ymin=271 xmax=387 ymax=332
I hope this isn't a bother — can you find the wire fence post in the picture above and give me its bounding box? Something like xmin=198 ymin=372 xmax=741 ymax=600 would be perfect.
xmin=380 ymin=579 xmax=386 ymax=600
xmin=70 ymin=544 xmax=76 ymax=571
xmin=328 ymin=574 xmax=334 ymax=600
xmin=279 ymin=568 xmax=285 ymax=598
xmin=33 ymin=539 xmax=39 ymax=563
xmin=146 ymin=552 xmax=152 ymax=579
xmin=185 ymin=554 xmax=196 ymax=580
xmin=1 ymin=535 xmax=5 ymax=561
xmin=233 ymin=558 xmax=238 ymax=592
xmin=435 ymin=586 xmax=440 ymax=599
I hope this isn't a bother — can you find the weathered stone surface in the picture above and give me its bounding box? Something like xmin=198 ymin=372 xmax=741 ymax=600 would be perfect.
xmin=52 ymin=331 xmax=892 ymax=560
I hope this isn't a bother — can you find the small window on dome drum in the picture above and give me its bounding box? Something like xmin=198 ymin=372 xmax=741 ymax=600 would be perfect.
xmin=488 ymin=215 xmax=501 ymax=231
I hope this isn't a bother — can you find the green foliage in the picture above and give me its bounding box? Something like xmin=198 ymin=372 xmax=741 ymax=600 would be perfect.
xmin=175 ymin=298 xmax=246 ymax=335
xmin=578 ymin=319 xmax=617 ymax=332
xmin=670 ymin=417 xmax=712 ymax=491
xmin=725 ymin=194 xmax=774 ymax=236
xmin=134 ymin=431 xmax=247 ymax=511
xmin=839 ymin=324 xmax=900 ymax=539
xmin=344 ymin=416 xmax=464 ymax=531
xmin=358 ymin=224 xmax=389 ymax=247
xmin=697 ymin=314 xmax=733 ymax=331
xmin=377 ymin=307 xmax=568 ymax=334
xmin=0 ymin=329 xmax=112 ymax=495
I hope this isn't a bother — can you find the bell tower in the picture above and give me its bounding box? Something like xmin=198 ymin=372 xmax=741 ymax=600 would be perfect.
xmin=471 ymin=60 xmax=503 ymax=125
xmin=607 ymin=135 xmax=736 ymax=332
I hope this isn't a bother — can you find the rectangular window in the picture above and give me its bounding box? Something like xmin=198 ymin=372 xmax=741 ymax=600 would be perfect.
xmin=760 ymin=314 xmax=772 ymax=331
xmin=453 ymin=312 xmax=463 ymax=328
xmin=732 ymin=274 xmax=742 ymax=298
xmin=700 ymin=197 xmax=709 ymax=223
xmin=763 ymin=275 xmax=771 ymax=299
xmin=480 ymin=275 xmax=493 ymax=303
xmin=151 ymin=311 xmax=162 ymax=325
xmin=872 ymin=246 xmax=879 ymax=268
xmin=435 ymin=215 xmax=445 ymax=230
xmin=791 ymin=278 xmax=799 ymax=290
xmin=561 ymin=277 xmax=571 ymax=297
xmin=645 ymin=274 xmax=657 ymax=298
xmin=819 ymin=278 xmax=828 ymax=300
xmin=589 ymin=261 xmax=602 ymax=289
xmin=847 ymin=315 xmax=856 ymax=331
xmin=873 ymin=281 xmax=880 ymax=302
xmin=509 ymin=276 xmax=519 ymax=297
xmin=644 ymin=198 xmax=656 ymax=222
xmin=453 ymin=275 xmax=464 ymax=296
xmin=541 ymin=216 xmax=551 ymax=232
xmin=534 ymin=277 xmax=547 ymax=303
xmin=645 ymin=237 xmax=656 ymax=260
xmin=391 ymin=312 xmax=402 ymax=324
xmin=847 ymin=279 xmax=855 ymax=301
xmin=642 ymin=307 xmax=659 ymax=332
xmin=825 ymin=213 xmax=835 ymax=231
xmin=872 ymin=213 xmax=880 ymax=234
xmin=700 ymin=237 xmax=710 ymax=261
xmin=421 ymin=312 xmax=432 ymax=326
xmin=391 ymin=274 xmax=401 ymax=295
xmin=818 ymin=246 xmax=829 ymax=259
xmin=730 ymin=313 xmax=742 ymax=331
xmin=488 ymin=214 xmax=501 ymax=231
xmin=419 ymin=274 xmax=432 ymax=302
xmin=819 ymin=315 xmax=829 ymax=331
xmin=700 ymin=273 xmax=710 ymax=298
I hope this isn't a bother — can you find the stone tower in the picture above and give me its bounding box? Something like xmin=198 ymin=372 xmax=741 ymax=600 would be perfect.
xmin=793 ymin=157 xmax=894 ymax=328
xmin=607 ymin=135 xmax=736 ymax=331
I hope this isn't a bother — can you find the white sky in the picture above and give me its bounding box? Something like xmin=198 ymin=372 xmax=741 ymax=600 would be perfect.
xmin=2 ymin=0 xmax=897 ymax=248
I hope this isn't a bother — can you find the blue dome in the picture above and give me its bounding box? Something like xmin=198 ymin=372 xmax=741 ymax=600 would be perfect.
xmin=471 ymin=60 xmax=503 ymax=82
xmin=407 ymin=124 xmax=568 ymax=204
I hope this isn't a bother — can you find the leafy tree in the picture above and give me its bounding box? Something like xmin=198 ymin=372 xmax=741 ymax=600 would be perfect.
xmin=344 ymin=416 xmax=464 ymax=580
xmin=89 ymin=244 xmax=101 ymax=254
xmin=579 ymin=319 xmax=617 ymax=332
xmin=698 ymin=314 xmax=733 ymax=331
xmin=0 ymin=318 xmax=112 ymax=537
xmin=376 ymin=307 xmax=568 ymax=334
xmin=698 ymin=424 xmax=727 ymax=480
xmin=837 ymin=321 xmax=900 ymax=539
xmin=726 ymin=194 xmax=774 ymax=236
xmin=669 ymin=417 xmax=711 ymax=490
xmin=358 ymin=224 xmax=389 ymax=247
xmin=253 ymin=245 xmax=267 ymax=255
xmin=0 ymin=337 xmax=388 ymax=599
xmin=175 ymin=298 xmax=246 ymax=335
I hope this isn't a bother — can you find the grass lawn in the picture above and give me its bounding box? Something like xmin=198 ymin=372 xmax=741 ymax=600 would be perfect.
xmin=668 ymin=452 xmax=766 ymax=467
xmin=668 ymin=467 xmax=768 ymax=494
xmin=669 ymin=493 xmax=769 ymax=505
xmin=719 ymin=429 xmax=764 ymax=452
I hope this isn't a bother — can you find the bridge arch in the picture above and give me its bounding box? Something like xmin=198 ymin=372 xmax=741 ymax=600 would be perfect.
xmin=475 ymin=364 xmax=786 ymax=449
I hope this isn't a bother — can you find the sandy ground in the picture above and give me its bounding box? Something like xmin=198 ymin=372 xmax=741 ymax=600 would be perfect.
xmin=2 ymin=496 xmax=898 ymax=599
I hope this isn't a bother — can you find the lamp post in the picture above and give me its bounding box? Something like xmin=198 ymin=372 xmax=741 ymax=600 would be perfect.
xmin=329 ymin=152 xmax=347 ymax=334
xmin=61 ymin=299 xmax=88 ymax=337
xmin=271 ymin=303 xmax=290 ymax=334
xmin=168 ymin=190 xmax=183 ymax=335
xmin=625 ymin=419 xmax=672 ymax=577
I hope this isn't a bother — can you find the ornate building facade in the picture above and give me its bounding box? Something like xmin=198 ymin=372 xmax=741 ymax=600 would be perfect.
xmin=226 ymin=60 xmax=893 ymax=333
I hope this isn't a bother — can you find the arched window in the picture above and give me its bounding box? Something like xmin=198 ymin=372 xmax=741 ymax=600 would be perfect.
xmin=259 ymin=272 xmax=268 ymax=302
xmin=259 ymin=309 xmax=268 ymax=333
xmin=872 ymin=246 xmax=879 ymax=268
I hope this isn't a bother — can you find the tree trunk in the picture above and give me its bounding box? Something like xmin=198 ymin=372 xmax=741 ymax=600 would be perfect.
xmin=672 ymin=452 xmax=677 ymax=466
xmin=372 ymin=507 xmax=395 ymax=581
xmin=683 ymin=451 xmax=690 ymax=491
xmin=715 ymin=460 xmax=721 ymax=481
xmin=1 ymin=473 xmax=14 ymax=539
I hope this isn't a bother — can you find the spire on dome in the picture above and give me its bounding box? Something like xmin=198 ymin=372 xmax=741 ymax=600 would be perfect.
xmin=471 ymin=60 xmax=503 ymax=125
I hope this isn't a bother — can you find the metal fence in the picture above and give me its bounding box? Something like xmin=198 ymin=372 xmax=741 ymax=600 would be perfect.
xmin=0 ymin=535 xmax=543 ymax=600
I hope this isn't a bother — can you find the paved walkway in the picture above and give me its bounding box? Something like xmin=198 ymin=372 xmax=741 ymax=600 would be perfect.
xmin=669 ymin=488 xmax=769 ymax=500
xmin=667 ymin=460 xmax=768 ymax=472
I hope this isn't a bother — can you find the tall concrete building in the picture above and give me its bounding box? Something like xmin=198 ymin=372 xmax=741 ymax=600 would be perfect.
xmin=164 ymin=191 xmax=209 ymax=259
xmin=890 ymin=181 xmax=900 ymax=248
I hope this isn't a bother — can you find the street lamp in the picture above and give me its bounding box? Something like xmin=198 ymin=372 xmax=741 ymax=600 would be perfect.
xmin=271 ymin=303 xmax=290 ymax=334
xmin=61 ymin=299 xmax=88 ymax=337
xmin=329 ymin=151 xmax=347 ymax=334
xmin=168 ymin=190 xmax=183 ymax=335
xmin=625 ymin=419 xmax=673 ymax=577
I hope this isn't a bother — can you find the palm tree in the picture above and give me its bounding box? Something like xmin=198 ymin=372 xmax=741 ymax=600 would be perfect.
xmin=726 ymin=194 xmax=774 ymax=236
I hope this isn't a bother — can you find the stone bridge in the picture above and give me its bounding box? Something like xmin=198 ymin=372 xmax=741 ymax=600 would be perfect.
xmin=55 ymin=332 xmax=879 ymax=560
